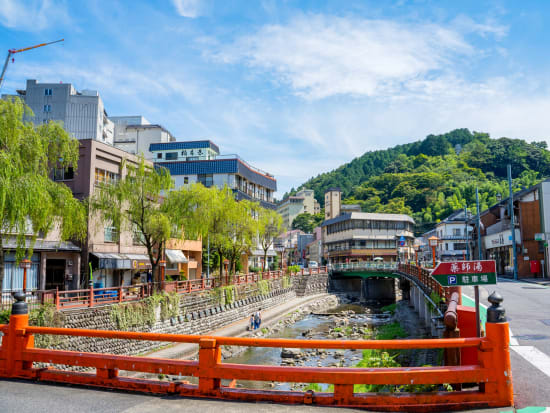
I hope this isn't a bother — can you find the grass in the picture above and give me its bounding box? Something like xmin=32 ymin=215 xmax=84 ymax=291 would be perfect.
xmin=332 ymin=327 xmax=342 ymax=333
xmin=380 ymin=303 xmax=397 ymax=314
xmin=375 ymin=322 xmax=407 ymax=340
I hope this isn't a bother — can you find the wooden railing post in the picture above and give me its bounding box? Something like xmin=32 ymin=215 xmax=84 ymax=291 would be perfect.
xmin=89 ymin=283 xmax=94 ymax=308
xmin=118 ymin=286 xmax=123 ymax=303
xmin=334 ymin=384 xmax=354 ymax=405
xmin=55 ymin=287 xmax=60 ymax=311
xmin=198 ymin=338 xmax=221 ymax=395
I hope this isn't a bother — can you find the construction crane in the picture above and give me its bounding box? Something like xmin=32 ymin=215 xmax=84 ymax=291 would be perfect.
xmin=0 ymin=38 xmax=64 ymax=90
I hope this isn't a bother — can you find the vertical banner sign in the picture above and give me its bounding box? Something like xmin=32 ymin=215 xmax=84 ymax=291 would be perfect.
xmin=431 ymin=260 xmax=497 ymax=287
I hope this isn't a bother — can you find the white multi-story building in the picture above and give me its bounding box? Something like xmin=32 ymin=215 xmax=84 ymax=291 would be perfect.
xmin=5 ymin=79 xmax=114 ymax=144
xmin=434 ymin=210 xmax=474 ymax=261
xmin=150 ymin=140 xmax=277 ymax=209
xmin=111 ymin=116 xmax=175 ymax=160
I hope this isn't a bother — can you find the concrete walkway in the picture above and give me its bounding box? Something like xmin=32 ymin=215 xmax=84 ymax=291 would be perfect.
xmin=144 ymin=293 xmax=332 ymax=360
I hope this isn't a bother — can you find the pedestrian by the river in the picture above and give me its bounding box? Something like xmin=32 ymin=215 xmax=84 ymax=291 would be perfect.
xmin=254 ymin=308 xmax=262 ymax=330
xmin=249 ymin=314 xmax=254 ymax=331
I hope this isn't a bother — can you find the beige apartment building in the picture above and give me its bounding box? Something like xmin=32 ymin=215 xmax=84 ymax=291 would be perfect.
xmin=58 ymin=139 xmax=202 ymax=288
xmin=277 ymin=189 xmax=321 ymax=229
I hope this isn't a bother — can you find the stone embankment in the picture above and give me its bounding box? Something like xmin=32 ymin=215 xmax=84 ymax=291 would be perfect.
xmin=33 ymin=272 xmax=330 ymax=359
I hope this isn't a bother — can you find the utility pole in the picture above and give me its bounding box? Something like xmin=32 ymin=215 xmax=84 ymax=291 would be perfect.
xmin=475 ymin=187 xmax=482 ymax=337
xmin=508 ymin=164 xmax=519 ymax=280
xmin=0 ymin=39 xmax=64 ymax=90
xmin=464 ymin=205 xmax=470 ymax=260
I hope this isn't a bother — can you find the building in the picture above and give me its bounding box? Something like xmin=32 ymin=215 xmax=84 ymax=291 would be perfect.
xmin=322 ymin=212 xmax=415 ymax=264
xmin=321 ymin=187 xmax=414 ymax=263
xmin=305 ymin=227 xmax=323 ymax=266
xmin=165 ymin=239 xmax=202 ymax=280
xmin=275 ymin=229 xmax=305 ymax=266
xmin=111 ymin=116 xmax=175 ymax=161
xmin=434 ymin=210 xmax=474 ymax=261
xmin=54 ymin=139 xmax=199 ymax=288
xmin=325 ymin=188 xmax=342 ymax=220
xmin=277 ymin=189 xmax=320 ymax=229
xmin=150 ymin=140 xmax=277 ymax=209
xmin=474 ymin=180 xmax=550 ymax=278
xmin=5 ymin=79 xmax=114 ymax=144
xmin=1 ymin=234 xmax=81 ymax=292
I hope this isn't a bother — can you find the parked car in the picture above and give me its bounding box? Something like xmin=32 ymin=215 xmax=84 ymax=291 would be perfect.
xmin=308 ymin=261 xmax=318 ymax=268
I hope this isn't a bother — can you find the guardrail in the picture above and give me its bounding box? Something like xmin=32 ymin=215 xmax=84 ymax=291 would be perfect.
xmin=0 ymin=293 xmax=513 ymax=411
xmin=398 ymin=263 xmax=445 ymax=298
xmin=331 ymin=262 xmax=398 ymax=271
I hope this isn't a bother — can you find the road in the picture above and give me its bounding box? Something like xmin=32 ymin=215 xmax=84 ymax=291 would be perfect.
xmin=464 ymin=278 xmax=550 ymax=409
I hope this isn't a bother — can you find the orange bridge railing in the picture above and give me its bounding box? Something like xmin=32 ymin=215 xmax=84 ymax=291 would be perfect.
xmin=0 ymin=294 xmax=513 ymax=411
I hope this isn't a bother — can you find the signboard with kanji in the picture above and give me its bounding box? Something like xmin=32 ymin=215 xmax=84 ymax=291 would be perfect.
xmin=431 ymin=260 xmax=497 ymax=287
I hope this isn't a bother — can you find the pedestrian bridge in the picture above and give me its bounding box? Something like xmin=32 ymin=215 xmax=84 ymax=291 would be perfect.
xmin=330 ymin=262 xmax=399 ymax=277
xmin=0 ymin=286 xmax=514 ymax=412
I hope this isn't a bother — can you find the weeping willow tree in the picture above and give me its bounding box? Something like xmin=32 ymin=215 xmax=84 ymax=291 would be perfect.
xmin=89 ymin=157 xmax=173 ymax=285
xmin=0 ymin=98 xmax=87 ymax=290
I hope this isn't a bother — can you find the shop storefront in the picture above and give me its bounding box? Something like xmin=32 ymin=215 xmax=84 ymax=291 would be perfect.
xmin=483 ymin=229 xmax=520 ymax=276
xmin=90 ymin=252 xmax=151 ymax=287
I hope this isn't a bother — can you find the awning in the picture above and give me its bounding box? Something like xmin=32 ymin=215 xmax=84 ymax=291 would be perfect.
xmin=90 ymin=253 xmax=151 ymax=270
xmin=165 ymin=249 xmax=188 ymax=264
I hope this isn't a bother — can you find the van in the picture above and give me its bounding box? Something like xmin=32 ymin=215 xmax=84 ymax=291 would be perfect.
xmin=308 ymin=261 xmax=318 ymax=268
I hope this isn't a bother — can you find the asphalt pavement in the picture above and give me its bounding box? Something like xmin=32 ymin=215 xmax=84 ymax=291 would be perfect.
xmin=463 ymin=278 xmax=550 ymax=409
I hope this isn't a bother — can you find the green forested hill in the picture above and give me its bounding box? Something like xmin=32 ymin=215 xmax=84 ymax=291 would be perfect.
xmin=290 ymin=129 xmax=550 ymax=225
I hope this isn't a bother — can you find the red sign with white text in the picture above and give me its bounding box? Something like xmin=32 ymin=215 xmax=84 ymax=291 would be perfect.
xmin=432 ymin=260 xmax=496 ymax=276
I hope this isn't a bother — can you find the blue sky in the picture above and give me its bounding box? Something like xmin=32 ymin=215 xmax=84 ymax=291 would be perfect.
xmin=1 ymin=0 xmax=550 ymax=197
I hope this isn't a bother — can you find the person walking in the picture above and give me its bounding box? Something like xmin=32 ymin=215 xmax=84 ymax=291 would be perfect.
xmin=249 ymin=314 xmax=254 ymax=331
xmin=254 ymin=308 xmax=262 ymax=330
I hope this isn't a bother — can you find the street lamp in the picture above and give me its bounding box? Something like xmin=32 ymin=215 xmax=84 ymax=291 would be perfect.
xmin=413 ymin=243 xmax=420 ymax=267
xmin=19 ymin=259 xmax=31 ymax=293
xmin=428 ymin=236 xmax=439 ymax=268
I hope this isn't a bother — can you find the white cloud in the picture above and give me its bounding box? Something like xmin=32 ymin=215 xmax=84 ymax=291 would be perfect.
xmin=213 ymin=14 xmax=511 ymax=102
xmin=172 ymin=0 xmax=201 ymax=18
xmin=214 ymin=14 xmax=489 ymax=100
xmin=0 ymin=0 xmax=71 ymax=31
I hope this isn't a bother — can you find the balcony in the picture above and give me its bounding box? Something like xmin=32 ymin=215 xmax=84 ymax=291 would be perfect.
xmin=233 ymin=189 xmax=276 ymax=210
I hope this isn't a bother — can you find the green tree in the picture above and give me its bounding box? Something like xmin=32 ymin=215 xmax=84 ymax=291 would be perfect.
xmin=258 ymin=208 xmax=284 ymax=271
xmin=89 ymin=158 xmax=173 ymax=285
xmin=0 ymin=98 xmax=87 ymax=290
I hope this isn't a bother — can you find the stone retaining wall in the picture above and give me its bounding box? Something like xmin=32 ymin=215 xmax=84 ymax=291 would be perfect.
xmin=39 ymin=273 xmax=329 ymax=358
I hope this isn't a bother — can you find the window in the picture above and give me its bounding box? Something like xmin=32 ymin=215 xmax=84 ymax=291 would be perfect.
xmin=165 ymin=152 xmax=178 ymax=160
xmin=44 ymin=88 xmax=52 ymax=96
xmin=133 ymin=226 xmax=145 ymax=245
xmin=453 ymin=228 xmax=461 ymax=236
xmin=104 ymin=225 xmax=118 ymax=243
xmin=157 ymin=153 xmax=163 ymax=159
xmin=53 ymin=167 xmax=74 ymax=181
xmin=198 ymin=174 xmax=213 ymax=187
xmin=95 ymin=168 xmax=119 ymax=186
xmin=43 ymin=104 xmax=51 ymax=112
xmin=184 ymin=177 xmax=189 ymax=184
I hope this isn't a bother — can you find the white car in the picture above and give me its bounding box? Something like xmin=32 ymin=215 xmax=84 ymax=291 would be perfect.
xmin=308 ymin=261 xmax=319 ymax=268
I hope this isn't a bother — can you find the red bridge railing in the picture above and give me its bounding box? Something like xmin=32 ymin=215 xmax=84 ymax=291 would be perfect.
xmin=0 ymin=300 xmax=513 ymax=411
